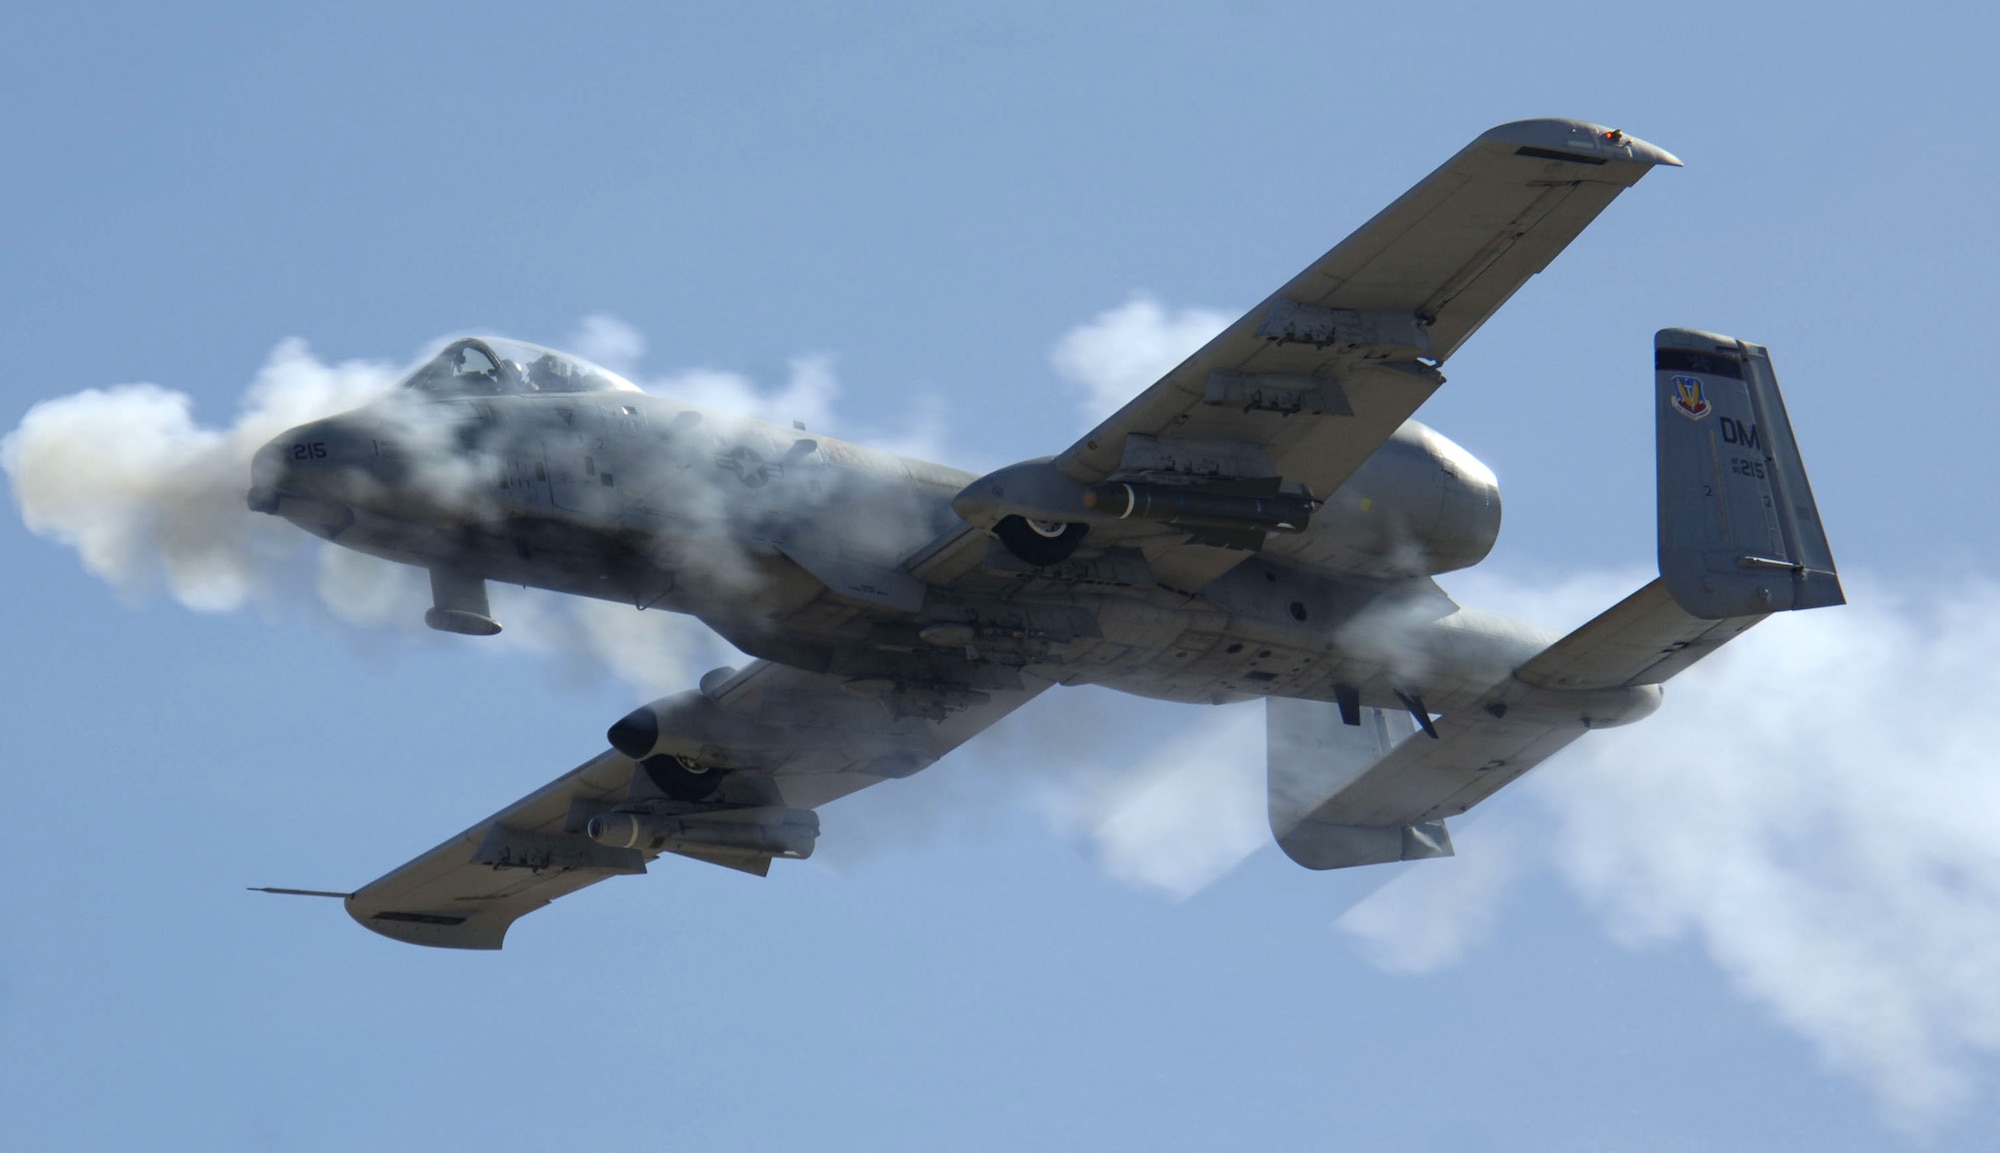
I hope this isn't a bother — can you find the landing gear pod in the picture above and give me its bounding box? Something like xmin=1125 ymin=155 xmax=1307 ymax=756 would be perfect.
xmin=424 ymin=569 xmax=501 ymax=636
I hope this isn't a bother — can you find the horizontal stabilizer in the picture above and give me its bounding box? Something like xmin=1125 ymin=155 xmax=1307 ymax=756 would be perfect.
xmin=1268 ymin=697 xmax=1453 ymax=869
xmin=1656 ymin=329 xmax=1843 ymax=618
xmin=1514 ymin=578 xmax=1763 ymax=691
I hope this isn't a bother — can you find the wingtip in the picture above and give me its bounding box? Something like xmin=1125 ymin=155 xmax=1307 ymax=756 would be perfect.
xmin=1479 ymin=118 xmax=1681 ymax=168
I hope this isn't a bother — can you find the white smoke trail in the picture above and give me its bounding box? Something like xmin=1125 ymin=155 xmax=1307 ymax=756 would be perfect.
xmin=1334 ymin=818 xmax=1529 ymax=974
xmin=1331 ymin=573 xmax=2000 ymax=1130
xmin=1024 ymin=699 xmax=1268 ymax=898
xmin=3 ymin=339 xmax=398 ymax=612
xmin=573 ymin=314 xmax=949 ymax=462
xmin=569 ymin=314 xmax=647 ymax=376
xmin=1011 ymin=562 xmax=2000 ymax=1129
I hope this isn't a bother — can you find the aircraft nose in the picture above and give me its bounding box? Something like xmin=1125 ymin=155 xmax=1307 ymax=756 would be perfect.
xmin=247 ymin=416 xmax=379 ymax=514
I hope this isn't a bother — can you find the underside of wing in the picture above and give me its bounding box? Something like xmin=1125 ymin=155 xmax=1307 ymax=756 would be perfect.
xmin=940 ymin=120 xmax=1678 ymax=595
xmin=1054 ymin=119 xmax=1680 ymax=499
xmin=344 ymin=662 xmax=1051 ymax=949
xmin=1513 ymin=578 xmax=1766 ymax=692
xmin=343 ymin=752 xmax=650 ymax=950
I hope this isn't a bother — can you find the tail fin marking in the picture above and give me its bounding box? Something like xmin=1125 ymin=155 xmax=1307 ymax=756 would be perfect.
xmin=1656 ymin=328 xmax=1843 ymax=619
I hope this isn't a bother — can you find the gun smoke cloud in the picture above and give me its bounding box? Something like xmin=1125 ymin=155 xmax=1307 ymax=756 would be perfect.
xmin=0 ymin=324 xmax=864 ymax=692
xmin=5 ymin=339 xmax=394 ymax=614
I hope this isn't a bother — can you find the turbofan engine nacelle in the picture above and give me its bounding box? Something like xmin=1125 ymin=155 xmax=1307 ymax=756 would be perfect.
xmin=1271 ymin=423 xmax=1502 ymax=578
xmin=951 ymin=422 xmax=1502 ymax=577
xmin=606 ymin=683 xmax=792 ymax=769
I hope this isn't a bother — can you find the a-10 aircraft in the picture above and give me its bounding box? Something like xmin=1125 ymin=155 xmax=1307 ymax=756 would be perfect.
xmin=247 ymin=119 xmax=1843 ymax=949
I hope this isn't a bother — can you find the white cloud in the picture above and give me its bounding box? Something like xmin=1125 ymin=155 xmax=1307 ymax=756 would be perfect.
xmin=1048 ymin=295 xmax=1231 ymax=425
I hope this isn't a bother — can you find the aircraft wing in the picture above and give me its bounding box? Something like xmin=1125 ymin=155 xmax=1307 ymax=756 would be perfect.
xmin=1043 ymin=119 xmax=1679 ymax=590
xmin=338 ymin=661 xmax=1051 ymax=949
xmin=1056 ymin=119 xmax=1680 ymax=490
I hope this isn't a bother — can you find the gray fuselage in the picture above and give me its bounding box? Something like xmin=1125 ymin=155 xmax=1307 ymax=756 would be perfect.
xmin=250 ymin=342 xmax=1562 ymax=722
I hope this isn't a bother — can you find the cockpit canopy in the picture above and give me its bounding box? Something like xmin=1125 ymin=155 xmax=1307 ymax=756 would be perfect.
xmin=401 ymin=337 xmax=643 ymax=398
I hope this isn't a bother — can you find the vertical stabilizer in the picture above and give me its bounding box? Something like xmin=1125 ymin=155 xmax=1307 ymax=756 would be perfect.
xmin=1655 ymin=329 xmax=1843 ymax=619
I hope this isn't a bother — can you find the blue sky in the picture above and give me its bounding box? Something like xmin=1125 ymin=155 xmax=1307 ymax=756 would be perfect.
xmin=6 ymin=3 xmax=2000 ymax=1149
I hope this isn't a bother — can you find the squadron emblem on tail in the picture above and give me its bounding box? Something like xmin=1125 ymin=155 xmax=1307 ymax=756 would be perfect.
xmin=1670 ymin=375 xmax=1712 ymax=420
